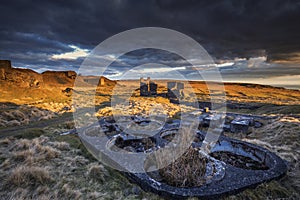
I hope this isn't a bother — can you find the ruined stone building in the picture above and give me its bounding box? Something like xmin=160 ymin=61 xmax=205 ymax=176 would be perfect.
xmin=167 ymin=82 xmax=184 ymax=99
xmin=140 ymin=77 xmax=150 ymax=96
xmin=149 ymin=82 xmax=157 ymax=95
xmin=140 ymin=77 xmax=157 ymax=96
xmin=139 ymin=78 xmax=184 ymax=99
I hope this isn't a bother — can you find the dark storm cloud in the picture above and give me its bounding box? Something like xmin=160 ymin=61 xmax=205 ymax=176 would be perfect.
xmin=0 ymin=0 xmax=300 ymax=72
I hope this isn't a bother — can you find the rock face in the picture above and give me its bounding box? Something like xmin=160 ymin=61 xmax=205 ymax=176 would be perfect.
xmin=0 ymin=60 xmax=77 ymax=88
xmin=42 ymin=71 xmax=77 ymax=87
xmin=0 ymin=60 xmax=11 ymax=69
xmin=0 ymin=60 xmax=43 ymax=88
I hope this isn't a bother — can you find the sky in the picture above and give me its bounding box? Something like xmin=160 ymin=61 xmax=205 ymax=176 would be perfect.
xmin=0 ymin=0 xmax=300 ymax=89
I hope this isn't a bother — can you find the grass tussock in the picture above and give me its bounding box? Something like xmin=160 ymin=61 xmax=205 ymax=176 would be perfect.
xmin=87 ymin=163 xmax=109 ymax=183
xmin=159 ymin=147 xmax=207 ymax=187
xmin=8 ymin=166 xmax=52 ymax=187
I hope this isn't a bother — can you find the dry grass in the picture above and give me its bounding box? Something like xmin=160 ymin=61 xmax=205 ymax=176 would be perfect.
xmin=87 ymin=163 xmax=109 ymax=183
xmin=0 ymin=135 xmax=161 ymax=200
xmin=159 ymin=147 xmax=207 ymax=187
xmin=0 ymin=105 xmax=58 ymax=127
xmin=95 ymin=96 xmax=190 ymax=118
xmin=0 ymin=116 xmax=299 ymax=199
xmin=154 ymin=125 xmax=208 ymax=188
xmin=8 ymin=166 xmax=52 ymax=187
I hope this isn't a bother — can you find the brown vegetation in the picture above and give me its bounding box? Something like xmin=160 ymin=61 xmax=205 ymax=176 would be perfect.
xmin=0 ymin=104 xmax=58 ymax=127
xmin=159 ymin=147 xmax=207 ymax=187
xmin=0 ymin=136 xmax=157 ymax=200
xmin=8 ymin=166 xmax=52 ymax=187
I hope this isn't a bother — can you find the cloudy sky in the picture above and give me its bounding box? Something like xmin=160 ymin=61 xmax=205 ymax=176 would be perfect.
xmin=0 ymin=0 xmax=300 ymax=88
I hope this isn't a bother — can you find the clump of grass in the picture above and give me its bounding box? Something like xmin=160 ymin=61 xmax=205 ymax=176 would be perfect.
xmin=154 ymin=125 xmax=206 ymax=187
xmin=0 ymin=137 xmax=12 ymax=145
xmin=13 ymin=149 xmax=34 ymax=162
xmin=87 ymin=163 xmax=109 ymax=183
xmin=7 ymin=166 xmax=53 ymax=187
xmin=61 ymin=184 xmax=82 ymax=200
xmin=159 ymin=147 xmax=207 ymax=187
xmin=13 ymin=138 xmax=31 ymax=151
xmin=11 ymin=137 xmax=60 ymax=162
xmin=48 ymin=141 xmax=70 ymax=151
xmin=39 ymin=146 xmax=60 ymax=160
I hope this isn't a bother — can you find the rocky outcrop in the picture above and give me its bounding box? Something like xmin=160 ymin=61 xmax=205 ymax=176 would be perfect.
xmin=0 ymin=68 xmax=5 ymax=80
xmin=0 ymin=60 xmax=43 ymax=88
xmin=0 ymin=60 xmax=11 ymax=80
xmin=83 ymin=76 xmax=117 ymax=87
xmin=0 ymin=60 xmax=78 ymax=88
xmin=42 ymin=71 xmax=76 ymax=80
xmin=0 ymin=60 xmax=11 ymax=69
xmin=41 ymin=70 xmax=77 ymax=87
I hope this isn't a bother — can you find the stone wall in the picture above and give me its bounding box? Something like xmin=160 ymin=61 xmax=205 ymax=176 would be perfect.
xmin=167 ymin=81 xmax=184 ymax=99
xmin=140 ymin=77 xmax=157 ymax=97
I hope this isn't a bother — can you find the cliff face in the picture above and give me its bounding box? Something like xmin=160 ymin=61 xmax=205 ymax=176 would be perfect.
xmin=0 ymin=60 xmax=77 ymax=88
xmin=0 ymin=60 xmax=11 ymax=69
xmin=0 ymin=60 xmax=117 ymax=90
xmin=42 ymin=71 xmax=76 ymax=87
xmin=0 ymin=60 xmax=43 ymax=88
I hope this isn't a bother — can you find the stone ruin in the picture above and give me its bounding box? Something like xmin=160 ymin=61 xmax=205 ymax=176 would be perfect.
xmin=138 ymin=78 xmax=185 ymax=102
xmin=140 ymin=77 xmax=157 ymax=96
xmin=167 ymin=81 xmax=184 ymax=103
xmin=149 ymin=82 xmax=158 ymax=96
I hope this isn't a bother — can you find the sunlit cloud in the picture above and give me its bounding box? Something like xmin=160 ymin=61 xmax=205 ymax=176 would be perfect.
xmin=215 ymin=62 xmax=235 ymax=68
xmin=132 ymin=66 xmax=186 ymax=73
xmin=51 ymin=45 xmax=90 ymax=60
xmin=247 ymin=56 xmax=267 ymax=68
